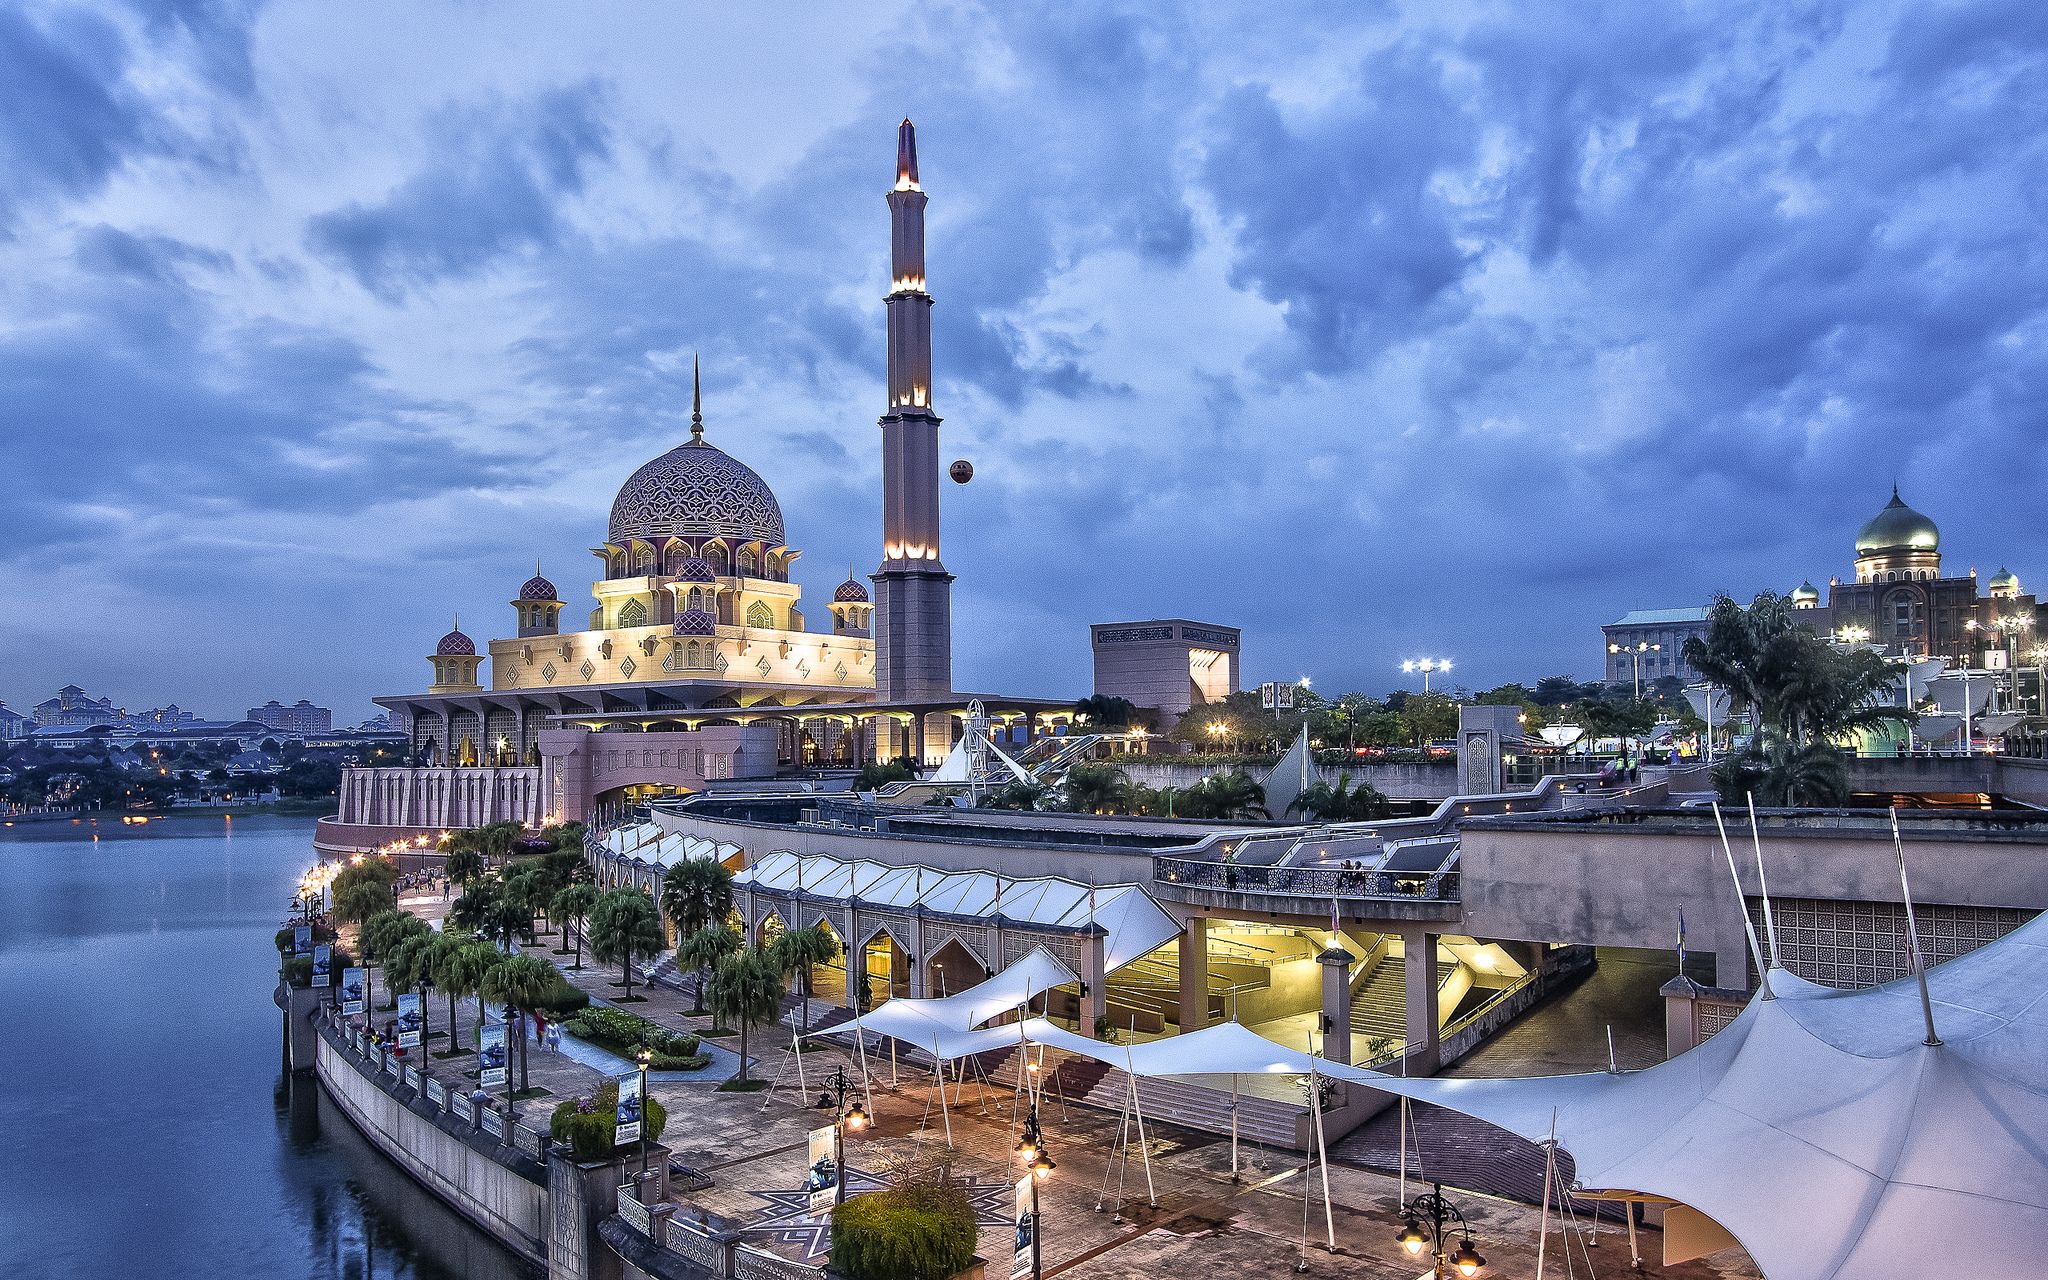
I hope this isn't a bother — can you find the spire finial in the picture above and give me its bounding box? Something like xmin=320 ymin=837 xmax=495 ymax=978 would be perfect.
xmin=690 ymin=352 xmax=704 ymax=444
xmin=896 ymin=118 xmax=919 ymax=189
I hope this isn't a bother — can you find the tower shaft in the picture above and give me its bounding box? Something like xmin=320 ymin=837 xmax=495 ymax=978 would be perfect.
xmin=873 ymin=118 xmax=953 ymax=707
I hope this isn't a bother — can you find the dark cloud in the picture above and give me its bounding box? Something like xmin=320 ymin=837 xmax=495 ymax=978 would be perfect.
xmin=307 ymin=83 xmax=614 ymax=298
xmin=0 ymin=8 xmax=150 ymax=226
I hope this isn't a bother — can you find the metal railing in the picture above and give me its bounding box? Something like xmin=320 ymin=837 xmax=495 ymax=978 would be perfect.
xmin=1153 ymin=856 xmax=1459 ymax=901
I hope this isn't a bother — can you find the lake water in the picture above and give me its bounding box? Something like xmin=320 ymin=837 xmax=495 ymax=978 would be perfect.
xmin=0 ymin=812 xmax=539 ymax=1280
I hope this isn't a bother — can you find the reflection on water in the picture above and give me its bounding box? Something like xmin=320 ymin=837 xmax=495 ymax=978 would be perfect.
xmin=0 ymin=814 xmax=538 ymax=1280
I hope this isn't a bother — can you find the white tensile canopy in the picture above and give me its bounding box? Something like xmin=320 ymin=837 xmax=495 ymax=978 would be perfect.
xmin=819 ymin=948 xmax=1078 ymax=1060
xmin=1316 ymin=913 xmax=2048 ymax=1280
xmin=733 ymin=851 xmax=1181 ymax=972
xmin=602 ymin=821 xmax=739 ymax=869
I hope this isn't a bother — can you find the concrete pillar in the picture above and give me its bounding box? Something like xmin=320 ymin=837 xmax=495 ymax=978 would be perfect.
xmin=1080 ymin=927 xmax=1107 ymax=1037
xmin=1176 ymin=916 xmax=1210 ymax=1031
xmin=1318 ymin=945 xmax=1356 ymax=1066
xmin=1402 ymin=929 xmax=1441 ymax=1074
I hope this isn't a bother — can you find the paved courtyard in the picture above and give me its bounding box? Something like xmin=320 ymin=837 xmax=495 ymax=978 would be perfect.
xmin=366 ymin=912 xmax=1760 ymax=1279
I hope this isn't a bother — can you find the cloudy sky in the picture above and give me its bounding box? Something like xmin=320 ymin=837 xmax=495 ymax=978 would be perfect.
xmin=4 ymin=0 xmax=2045 ymax=720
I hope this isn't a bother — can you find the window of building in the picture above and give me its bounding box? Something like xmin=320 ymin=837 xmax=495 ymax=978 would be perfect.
xmin=746 ymin=600 xmax=774 ymax=629
xmin=737 ymin=549 xmax=756 ymax=577
xmin=618 ymin=599 xmax=648 ymax=628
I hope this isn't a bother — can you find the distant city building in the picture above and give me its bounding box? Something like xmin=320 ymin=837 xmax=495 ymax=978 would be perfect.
xmin=33 ymin=684 xmax=120 ymax=728
xmin=0 ymin=702 xmax=29 ymax=740
xmin=1601 ymin=608 xmax=1712 ymax=684
xmin=247 ymin=699 xmax=333 ymax=735
xmin=128 ymin=704 xmax=197 ymax=730
xmin=1602 ymin=488 xmax=2045 ymax=680
xmin=1091 ymin=619 xmax=1240 ymax=719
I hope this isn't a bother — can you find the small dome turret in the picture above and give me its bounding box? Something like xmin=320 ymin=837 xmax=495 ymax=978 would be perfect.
xmin=1791 ymin=581 xmax=1820 ymax=608
xmin=834 ymin=576 xmax=870 ymax=603
xmin=519 ymin=573 xmax=559 ymax=601
xmin=436 ymin=627 xmax=476 ymax=656
xmin=673 ymin=608 xmax=717 ymax=637
xmin=1856 ymin=487 xmax=1940 ymax=555
xmin=675 ymin=557 xmax=717 ymax=584
xmin=1989 ymin=566 xmax=2021 ymax=598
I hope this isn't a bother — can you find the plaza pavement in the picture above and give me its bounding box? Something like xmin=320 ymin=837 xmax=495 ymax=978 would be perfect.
xmin=366 ymin=912 xmax=1760 ymax=1279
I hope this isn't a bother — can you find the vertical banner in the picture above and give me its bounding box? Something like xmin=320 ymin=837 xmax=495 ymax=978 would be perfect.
xmin=805 ymin=1125 xmax=838 ymax=1214
xmin=312 ymin=943 xmax=332 ymax=988
xmin=341 ymin=968 xmax=366 ymax=1016
xmin=293 ymin=925 xmax=312 ymax=955
xmin=479 ymin=1024 xmax=507 ymax=1087
xmin=1012 ymin=1175 xmax=1035 ymax=1277
xmin=396 ymin=993 xmax=423 ymax=1048
xmin=616 ymin=1071 xmax=644 ymax=1148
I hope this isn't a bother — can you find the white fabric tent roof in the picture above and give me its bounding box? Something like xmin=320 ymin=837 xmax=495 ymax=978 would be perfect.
xmin=1316 ymin=913 xmax=2048 ymax=1280
xmin=603 ymin=821 xmax=739 ymax=869
xmin=734 ymin=851 xmax=1180 ymax=972
xmin=819 ymin=948 xmax=1078 ymax=1059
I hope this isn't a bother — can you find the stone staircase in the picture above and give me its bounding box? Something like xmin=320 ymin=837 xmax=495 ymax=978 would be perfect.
xmin=1350 ymin=958 xmax=1408 ymax=1040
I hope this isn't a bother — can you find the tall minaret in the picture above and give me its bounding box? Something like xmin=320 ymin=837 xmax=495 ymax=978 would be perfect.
xmin=871 ymin=118 xmax=954 ymax=721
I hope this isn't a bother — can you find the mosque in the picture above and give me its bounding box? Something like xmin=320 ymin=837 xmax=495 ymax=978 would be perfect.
xmin=337 ymin=121 xmax=1076 ymax=838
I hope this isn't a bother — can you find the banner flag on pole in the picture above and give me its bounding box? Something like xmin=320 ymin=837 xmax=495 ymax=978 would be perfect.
xmin=312 ymin=943 xmax=332 ymax=988
xmin=805 ymin=1126 xmax=837 ymax=1214
xmin=341 ymin=967 xmax=366 ymax=1016
xmin=479 ymin=1024 xmax=507 ymax=1086
xmin=1012 ymin=1175 xmax=1035 ymax=1277
xmin=615 ymin=1071 xmax=644 ymax=1148
xmin=396 ymin=993 xmax=423 ymax=1048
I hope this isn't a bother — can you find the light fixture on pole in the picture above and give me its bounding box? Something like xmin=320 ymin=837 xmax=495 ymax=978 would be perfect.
xmin=1395 ymin=1182 xmax=1486 ymax=1279
xmin=635 ymin=1046 xmax=655 ymax=1180
xmin=1016 ymin=1094 xmax=1054 ymax=1280
xmin=1400 ymin=657 xmax=1452 ymax=694
xmin=813 ymin=1065 xmax=868 ymax=1205
xmin=1606 ymin=641 xmax=1660 ymax=700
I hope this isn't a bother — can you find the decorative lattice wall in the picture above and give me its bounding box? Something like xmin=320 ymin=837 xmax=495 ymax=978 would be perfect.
xmin=1747 ymin=897 xmax=2036 ymax=989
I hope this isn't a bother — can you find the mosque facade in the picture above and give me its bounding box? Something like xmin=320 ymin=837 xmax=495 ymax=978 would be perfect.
xmin=329 ymin=121 xmax=1075 ymax=844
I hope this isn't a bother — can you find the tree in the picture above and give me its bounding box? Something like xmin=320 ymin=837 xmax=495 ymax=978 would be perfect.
xmin=474 ymin=820 xmax=525 ymax=863
xmin=1180 ymin=770 xmax=1268 ymax=820
xmin=589 ymin=888 xmax=663 ymax=998
xmin=1287 ymin=773 xmax=1390 ymax=822
xmin=1071 ymin=694 xmax=1137 ymax=730
xmin=980 ymin=779 xmax=1048 ymax=811
xmin=676 ymin=924 xmax=742 ymax=1014
xmin=430 ymin=933 xmax=494 ymax=1057
xmin=855 ymin=758 xmax=916 ymax=791
xmin=334 ymin=879 xmax=395 ymax=928
xmin=552 ymin=882 xmax=600 ymax=968
xmin=660 ymin=859 xmax=735 ymax=940
xmin=386 ymin=932 xmax=437 ymax=1048
xmin=503 ymin=864 xmax=557 ymax=936
xmin=1684 ymin=591 xmax=1908 ymax=804
xmin=443 ymin=841 xmax=486 ymax=890
xmin=706 ymin=948 xmax=785 ymax=1085
xmin=769 ymin=924 xmax=839 ymax=1034
xmin=480 ymin=952 xmax=557 ymax=1095
xmin=1060 ymin=764 xmax=1131 ymax=815
xmin=449 ymin=883 xmax=501 ymax=937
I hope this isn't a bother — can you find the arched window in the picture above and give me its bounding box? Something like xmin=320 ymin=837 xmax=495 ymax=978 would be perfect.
xmin=736 ymin=548 xmax=756 ymax=577
xmin=747 ymin=600 xmax=775 ymax=630
xmin=687 ymin=588 xmax=705 ymax=612
xmin=686 ymin=641 xmax=701 ymax=668
xmin=618 ymin=599 xmax=648 ymax=628
xmin=708 ymin=546 xmax=729 ymax=576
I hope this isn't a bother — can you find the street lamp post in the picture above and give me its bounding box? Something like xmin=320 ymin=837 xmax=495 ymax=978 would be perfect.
xmin=1395 ymin=1182 xmax=1487 ymax=1279
xmin=1015 ymin=1094 xmax=1055 ymax=1280
xmin=635 ymin=1046 xmax=654 ymax=1180
xmin=813 ymin=1066 xmax=869 ymax=1205
xmin=1606 ymin=641 xmax=1660 ymax=700
xmin=1401 ymin=658 xmax=1452 ymax=694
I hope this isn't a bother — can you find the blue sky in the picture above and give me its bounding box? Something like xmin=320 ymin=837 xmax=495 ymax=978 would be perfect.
xmin=3 ymin=0 xmax=2046 ymax=720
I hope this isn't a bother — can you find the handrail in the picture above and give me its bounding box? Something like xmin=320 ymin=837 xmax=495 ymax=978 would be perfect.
xmin=1155 ymin=856 xmax=1460 ymax=901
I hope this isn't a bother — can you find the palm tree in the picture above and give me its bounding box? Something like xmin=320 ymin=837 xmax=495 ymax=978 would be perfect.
xmin=706 ymin=948 xmax=786 ymax=1085
xmin=982 ymin=779 xmax=1048 ymax=811
xmin=334 ymin=879 xmax=395 ymax=928
xmin=552 ymin=883 xmax=600 ymax=968
xmin=386 ymin=932 xmax=436 ymax=1048
xmin=1071 ymin=694 xmax=1137 ymax=729
xmin=1287 ymin=773 xmax=1390 ymax=822
xmin=448 ymin=883 xmax=500 ymax=936
xmin=589 ymin=888 xmax=663 ymax=998
xmin=442 ymin=840 xmax=486 ymax=891
xmin=660 ymin=859 xmax=734 ymax=940
xmin=1061 ymin=764 xmax=1131 ymax=814
xmin=479 ymin=952 xmax=557 ymax=1095
xmin=676 ymin=924 xmax=741 ymax=1014
xmin=475 ymin=820 xmax=526 ymax=864
xmin=431 ymin=934 xmax=493 ymax=1058
xmin=1186 ymin=770 xmax=1268 ymax=819
xmin=768 ymin=925 xmax=839 ymax=1034
xmin=503 ymin=865 xmax=555 ymax=937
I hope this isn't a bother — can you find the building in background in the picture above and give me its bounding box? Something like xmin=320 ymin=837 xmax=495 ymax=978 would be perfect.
xmin=1602 ymin=488 xmax=2044 ymax=681
xmin=32 ymin=685 xmax=120 ymax=728
xmin=248 ymin=699 xmax=334 ymax=735
xmin=1091 ymin=619 xmax=1240 ymax=720
xmin=0 ymin=702 xmax=29 ymax=740
xmin=1600 ymin=608 xmax=1711 ymax=684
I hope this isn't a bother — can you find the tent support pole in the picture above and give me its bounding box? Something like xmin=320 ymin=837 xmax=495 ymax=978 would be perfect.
xmin=1712 ymin=801 xmax=1773 ymax=997
xmin=1537 ymin=1111 xmax=1557 ymax=1280
xmin=932 ymin=1037 xmax=953 ymax=1148
xmin=1747 ymin=794 xmax=1784 ymax=970
xmin=852 ymin=1028 xmax=875 ymax=1115
xmin=1627 ymin=1202 xmax=1642 ymax=1270
xmin=1311 ymin=1059 xmax=1335 ymax=1253
xmin=1129 ymin=1075 xmax=1156 ymax=1207
xmin=1892 ymin=808 xmax=1944 ymax=1046
xmin=1230 ymin=1073 xmax=1240 ymax=1182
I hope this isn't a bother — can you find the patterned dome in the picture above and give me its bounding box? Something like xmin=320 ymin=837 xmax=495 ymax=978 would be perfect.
xmin=519 ymin=573 xmax=559 ymax=601
xmin=1791 ymin=580 xmax=1820 ymax=604
xmin=673 ymin=608 xmax=717 ymax=636
xmin=834 ymin=577 xmax=870 ymax=603
xmin=1856 ymin=488 xmax=1939 ymax=555
xmin=1990 ymin=567 xmax=2021 ymax=593
xmin=436 ymin=628 xmax=476 ymax=656
xmin=609 ymin=441 xmax=785 ymax=548
xmin=675 ymin=557 xmax=717 ymax=583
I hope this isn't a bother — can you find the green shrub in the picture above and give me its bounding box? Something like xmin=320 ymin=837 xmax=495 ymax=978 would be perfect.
xmin=274 ymin=922 xmax=337 ymax=954
xmin=548 ymin=1081 xmax=668 ymax=1159
xmin=538 ymin=980 xmax=590 ymax=1017
xmin=830 ymin=1182 xmax=977 ymax=1280
xmin=564 ymin=1006 xmax=697 ymax=1058
xmin=282 ymin=944 xmax=356 ymax=988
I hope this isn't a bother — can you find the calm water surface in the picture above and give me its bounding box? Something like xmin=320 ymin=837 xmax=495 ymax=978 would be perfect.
xmin=0 ymin=813 xmax=538 ymax=1280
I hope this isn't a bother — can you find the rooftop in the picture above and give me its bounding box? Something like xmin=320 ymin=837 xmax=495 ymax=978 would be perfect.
xmin=1607 ymin=606 xmax=1712 ymax=627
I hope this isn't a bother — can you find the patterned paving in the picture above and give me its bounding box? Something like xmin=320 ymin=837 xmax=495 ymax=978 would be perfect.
xmin=739 ymin=1162 xmax=1017 ymax=1261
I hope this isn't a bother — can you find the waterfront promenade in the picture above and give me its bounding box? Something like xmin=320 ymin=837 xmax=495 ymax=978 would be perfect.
xmin=343 ymin=896 xmax=1760 ymax=1280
